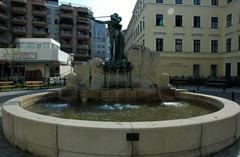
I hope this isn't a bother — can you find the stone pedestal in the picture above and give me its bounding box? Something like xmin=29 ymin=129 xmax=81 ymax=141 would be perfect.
xmin=103 ymin=60 xmax=132 ymax=88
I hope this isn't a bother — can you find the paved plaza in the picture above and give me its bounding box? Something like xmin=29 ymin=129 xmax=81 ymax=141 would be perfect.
xmin=0 ymin=87 xmax=240 ymax=157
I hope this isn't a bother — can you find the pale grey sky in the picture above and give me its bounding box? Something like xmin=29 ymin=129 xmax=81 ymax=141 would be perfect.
xmin=59 ymin=0 xmax=137 ymax=29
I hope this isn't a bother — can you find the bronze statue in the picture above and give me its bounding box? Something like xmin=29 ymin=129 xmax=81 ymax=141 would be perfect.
xmin=91 ymin=13 xmax=125 ymax=61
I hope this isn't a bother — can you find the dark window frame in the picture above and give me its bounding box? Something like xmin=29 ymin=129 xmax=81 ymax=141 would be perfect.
xmin=175 ymin=15 xmax=183 ymax=27
xmin=211 ymin=40 xmax=218 ymax=53
xmin=193 ymin=40 xmax=201 ymax=52
xmin=175 ymin=39 xmax=183 ymax=52
xmin=194 ymin=16 xmax=201 ymax=28
xmin=156 ymin=38 xmax=163 ymax=52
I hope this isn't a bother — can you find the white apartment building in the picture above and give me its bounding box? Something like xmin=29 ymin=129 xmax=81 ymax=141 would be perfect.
xmin=0 ymin=38 xmax=72 ymax=80
xmin=125 ymin=0 xmax=240 ymax=77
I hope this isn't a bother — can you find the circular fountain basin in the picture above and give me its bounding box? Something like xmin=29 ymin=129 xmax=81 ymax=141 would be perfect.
xmin=2 ymin=91 xmax=240 ymax=157
xmin=24 ymin=98 xmax=218 ymax=122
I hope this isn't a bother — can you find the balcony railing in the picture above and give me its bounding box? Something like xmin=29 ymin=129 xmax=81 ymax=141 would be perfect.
xmin=60 ymin=33 xmax=72 ymax=38
xmin=59 ymin=23 xmax=73 ymax=29
xmin=77 ymin=16 xmax=89 ymax=21
xmin=12 ymin=17 xmax=27 ymax=25
xmin=32 ymin=9 xmax=46 ymax=16
xmin=77 ymin=25 xmax=89 ymax=30
xmin=11 ymin=0 xmax=27 ymax=3
xmin=0 ymin=0 xmax=7 ymax=9
xmin=12 ymin=27 xmax=27 ymax=35
xmin=0 ymin=12 xmax=7 ymax=20
xmin=60 ymin=4 xmax=73 ymax=11
xmin=32 ymin=0 xmax=47 ymax=6
xmin=32 ymin=20 xmax=47 ymax=27
xmin=0 ymin=24 xmax=7 ymax=32
xmin=77 ymin=44 xmax=89 ymax=50
xmin=77 ymin=7 xmax=89 ymax=13
xmin=11 ymin=6 xmax=27 ymax=14
xmin=33 ymin=29 xmax=48 ymax=37
xmin=77 ymin=34 xmax=89 ymax=39
xmin=60 ymin=12 xmax=73 ymax=19
xmin=77 ymin=19 xmax=89 ymax=25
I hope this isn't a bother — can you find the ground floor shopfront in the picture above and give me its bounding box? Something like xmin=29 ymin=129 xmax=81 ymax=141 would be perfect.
xmin=0 ymin=38 xmax=73 ymax=81
xmin=0 ymin=62 xmax=63 ymax=81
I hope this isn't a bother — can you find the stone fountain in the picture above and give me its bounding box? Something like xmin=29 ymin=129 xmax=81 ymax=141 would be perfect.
xmin=2 ymin=13 xmax=240 ymax=157
xmin=62 ymin=13 xmax=174 ymax=103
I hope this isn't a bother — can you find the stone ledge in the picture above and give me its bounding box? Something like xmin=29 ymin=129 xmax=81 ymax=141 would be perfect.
xmin=2 ymin=91 xmax=240 ymax=157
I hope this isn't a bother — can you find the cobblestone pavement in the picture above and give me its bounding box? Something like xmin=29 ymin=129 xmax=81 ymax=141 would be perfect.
xmin=0 ymin=87 xmax=240 ymax=157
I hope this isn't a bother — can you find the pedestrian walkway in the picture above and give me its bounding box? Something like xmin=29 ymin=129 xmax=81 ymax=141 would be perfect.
xmin=175 ymin=85 xmax=240 ymax=104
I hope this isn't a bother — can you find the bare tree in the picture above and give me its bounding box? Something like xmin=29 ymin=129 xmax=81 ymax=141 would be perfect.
xmin=2 ymin=47 xmax=20 ymax=80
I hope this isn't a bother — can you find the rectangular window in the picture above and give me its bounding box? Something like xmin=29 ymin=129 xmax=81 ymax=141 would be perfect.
xmin=156 ymin=0 xmax=163 ymax=3
xmin=212 ymin=0 xmax=218 ymax=6
xmin=225 ymin=63 xmax=231 ymax=77
xmin=227 ymin=0 xmax=232 ymax=4
xmin=226 ymin=38 xmax=231 ymax=52
xmin=175 ymin=15 xmax=182 ymax=27
xmin=54 ymin=29 xmax=59 ymax=34
xmin=37 ymin=44 xmax=41 ymax=48
xmin=238 ymin=36 xmax=240 ymax=50
xmin=211 ymin=64 xmax=217 ymax=77
xmin=175 ymin=39 xmax=183 ymax=52
xmin=211 ymin=17 xmax=218 ymax=29
xmin=156 ymin=38 xmax=163 ymax=52
xmin=47 ymin=8 xmax=51 ymax=14
xmin=55 ymin=9 xmax=59 ymax=15
xmin=143 ymin=17 xmax=145 ymax=29
xmin=238 ymin=63 xmax=240 ymax=77
xmin=55 ymin=20 xmax=59 ymax=24
xmin=140 ymin=21 xmax=142 ymax=32
xmin=193 ymin=64 xmax=200 ymax=77
xmin=156 ymin=14 xmax=164 ymax=26
xmin=193 ymin=0 xmax=201 ymax=5
xmin=175 ymin=0 xmax=182 ymax=4
xmin=193 ymin=40 xmax=201 ymax=52
xmin=226 ymin=14 xmax=232 ymax=27
xmin=194 ymin=16 xmax=201 ymax=28
xmin=137 ymin=24 xmax=140 ymax=35
xmin=211 ymin=40 xmax=218 ymax=53
xmin=47 ymin=18 xmax=51 ymax=25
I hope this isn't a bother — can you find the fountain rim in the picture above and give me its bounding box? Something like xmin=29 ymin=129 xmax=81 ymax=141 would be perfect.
xmin=2 ymin=91 xmax=239 ymax=128
xmin=3 ymin=91 xmax=240 ymax=157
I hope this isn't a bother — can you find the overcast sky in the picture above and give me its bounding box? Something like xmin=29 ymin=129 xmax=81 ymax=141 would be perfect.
xmin=59 ymin=0 xmax=137 ymax=29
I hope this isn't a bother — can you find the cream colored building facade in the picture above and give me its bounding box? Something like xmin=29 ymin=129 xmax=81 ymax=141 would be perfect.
xmin=125 ymin=0 xmax=240 ymax=77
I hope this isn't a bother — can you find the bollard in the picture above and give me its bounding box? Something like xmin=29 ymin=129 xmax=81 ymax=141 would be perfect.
xmin=232 ymin=92 xmax=235 ymax=101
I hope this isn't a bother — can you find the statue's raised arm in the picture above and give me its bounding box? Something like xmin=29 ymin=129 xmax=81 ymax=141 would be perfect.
xmin=90 ymin=15 xmax=110 ymax=25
